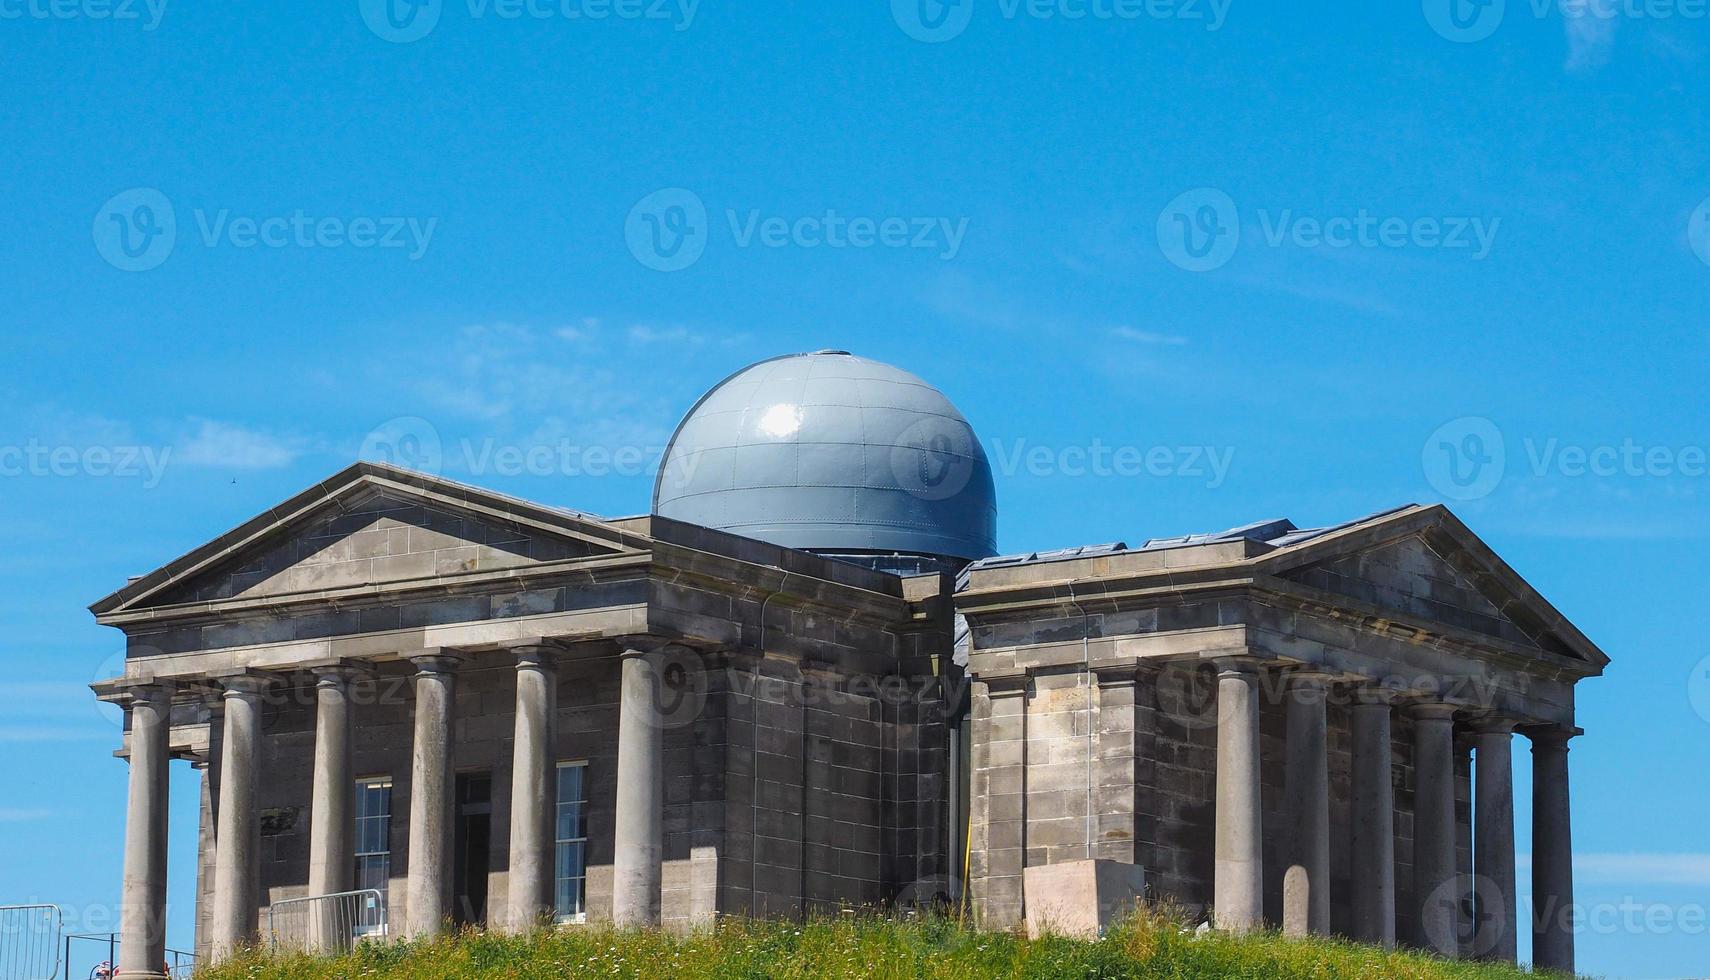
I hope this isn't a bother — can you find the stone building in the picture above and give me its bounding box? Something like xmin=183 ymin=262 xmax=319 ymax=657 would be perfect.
xmin=92 ymin=351 xmax=1604 ymax=979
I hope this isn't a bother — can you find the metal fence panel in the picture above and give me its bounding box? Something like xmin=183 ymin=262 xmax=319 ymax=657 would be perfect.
xmin=267 ymin=890 xmax=387 ymax=955
xmin=0 ymin=905 xmax=61 ymax=980
xmin=63 ymin=933 xmax=193 ymax=980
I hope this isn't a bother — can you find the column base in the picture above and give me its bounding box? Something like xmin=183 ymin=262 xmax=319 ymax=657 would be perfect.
xmin=1023 ymin=859 xmax=1147 ymax=939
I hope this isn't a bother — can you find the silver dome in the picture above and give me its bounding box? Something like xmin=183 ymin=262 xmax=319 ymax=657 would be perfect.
xmin=653 ymin=351 xmax=998 ymax=562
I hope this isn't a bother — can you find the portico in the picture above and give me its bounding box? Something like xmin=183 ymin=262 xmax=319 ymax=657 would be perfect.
xmin=959 ymin=506 xmax=1604 ymax=971
xmin=92 ymin=461 xmax=960 ymax=976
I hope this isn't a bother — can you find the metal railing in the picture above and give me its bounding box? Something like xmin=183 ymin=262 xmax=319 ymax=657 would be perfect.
xmin=61 ymin=933 xmax=193 ymax=980
xmin=0 ymin=905 xmax=61 ymax=980
xmin=267 ymin=890 xmax=387 ymax=955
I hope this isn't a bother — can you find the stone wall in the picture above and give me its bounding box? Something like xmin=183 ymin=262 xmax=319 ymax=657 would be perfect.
xmin=968 ymin=666 xmax=1474 ymax=935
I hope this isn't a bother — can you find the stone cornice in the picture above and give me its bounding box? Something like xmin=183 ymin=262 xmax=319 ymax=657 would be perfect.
xmin=1250 ymin=577 xmax=1600 ymax=681
xmin=90 ymin=461 xmax=650 ymax=618
xmin=957 ymin=569 xmax=1601 ymax=687
xmin=955 ymin=504 xmax=1610 ymax=679
xmin=648 ymin=542 xmax=910 ymax=628
xmin=94 ymin=551 xmax=653 ymax=629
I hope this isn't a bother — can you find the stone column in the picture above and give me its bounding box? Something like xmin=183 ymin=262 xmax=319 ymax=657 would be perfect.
xmin=1349 ymin=689 xmax=1396 ymax=948
xmin=505 ymin=644 xmax=558 ymax=933
xmin=211 ymin=675 xmax=269 ymax=960
xmin=306 ymin=666 xmax=360 ymax=953
xmin=1409 ymin=702 xmax=1459 ymax=957
xmin=1282 ymin=674 xmax=1331 ymax=938
xmin=1528 ymin=727 xmax=1576 ymax=974
xmin=1213 ymin=662 xmax=1263 ymax=934
xmin=194 ymin=695 xmax=223 ymax=964
xmin=191 ymin=758 xmax=214 ymax=963
xmin=308 ymin=667 xmax=359 ymax=898
xmin=612 ymin=648 xmax=665 ymax=927
xmin=1091 ymin=669 xmax=1141 ymax=866
xmin=1473 ymin=719 xmax=1517 ymax=962
xmin=405 ymin=652 xmax=463 ymax=939
xmin=117 ymin=683 xmax=173 ymax=980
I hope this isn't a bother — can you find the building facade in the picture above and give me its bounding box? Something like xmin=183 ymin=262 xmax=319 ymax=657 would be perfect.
xmin=92 ymin=352 xmax=1604 ymax=979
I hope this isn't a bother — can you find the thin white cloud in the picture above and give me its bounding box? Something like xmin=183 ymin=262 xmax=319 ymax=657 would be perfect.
xmin=1560 ymin=1 xmax=1618 ymax=71
xmin=408 ymin=323 xmax=688 ymax=460
xmin=627 ymin=323 xmax=740 ymax=346
xmin=1110 ymin=326 xmax=1189 ymax=346
xmin=0 ymin=808 xmax=55 ymax=822
xmin=172 ymin=419 xmax=305 ymax=469
xmin=0 ymin=726 xmax=109 ymax=742
xmin=555 ymin=317 xmax=602 ymax=343
xmin=9 ymin=407 xmax=304 ymax=472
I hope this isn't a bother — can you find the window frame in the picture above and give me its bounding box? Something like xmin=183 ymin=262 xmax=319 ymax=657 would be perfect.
xmin=353 ymin=775 xmax=394 ymax=935
xmin=553 ymin=760 xmax=590 ymax=924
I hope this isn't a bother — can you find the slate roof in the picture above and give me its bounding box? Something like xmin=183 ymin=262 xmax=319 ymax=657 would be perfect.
xmin=961 ymin=505 xmax=1418 ymax=576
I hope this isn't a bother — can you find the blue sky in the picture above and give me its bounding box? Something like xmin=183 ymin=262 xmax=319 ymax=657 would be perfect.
xmin=2 ymin=1 xmax=1708 ymax=976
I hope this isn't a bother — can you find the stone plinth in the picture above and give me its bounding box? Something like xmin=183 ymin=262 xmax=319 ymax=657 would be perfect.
xmin=1023 ymin=860 xmax=1147 ymax=939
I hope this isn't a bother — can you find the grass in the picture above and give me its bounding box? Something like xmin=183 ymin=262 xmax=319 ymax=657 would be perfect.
xmin=201 ymin=909 xmax=1556 ymax=980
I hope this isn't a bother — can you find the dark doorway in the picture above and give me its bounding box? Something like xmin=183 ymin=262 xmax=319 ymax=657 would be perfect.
xmin=452 ymin=772 xmax=492 ymax=927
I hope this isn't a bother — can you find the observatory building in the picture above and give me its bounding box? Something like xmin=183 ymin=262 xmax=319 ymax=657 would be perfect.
xmin=92 ymin=351 xmax=1604 ymax=978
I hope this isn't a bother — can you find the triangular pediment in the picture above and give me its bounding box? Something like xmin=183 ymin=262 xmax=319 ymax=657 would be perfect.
xmin=1258 ymin=506 xmax=1608 ymax=670
xmin=92 ymin=462 xmax=648 ymax=617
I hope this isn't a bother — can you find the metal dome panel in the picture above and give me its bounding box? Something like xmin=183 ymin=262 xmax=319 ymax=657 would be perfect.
xmin=652 ymin=351 xmax=998 ymax=561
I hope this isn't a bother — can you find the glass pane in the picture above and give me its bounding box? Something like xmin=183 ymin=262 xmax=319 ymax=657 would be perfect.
xmin=554 ymin=876 xmax=570 ymax=916
xmin=356 ymin=817 xmax=383 ymax=855
xmin=556 ymin=764 xmax=583 ymax=807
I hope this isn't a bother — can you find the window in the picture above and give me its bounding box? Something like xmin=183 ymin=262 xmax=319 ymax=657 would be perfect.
xmin=554 ymin=761 xmax=588 ymax=922
xmin=354 ymin=777 xmax=393 ymax=926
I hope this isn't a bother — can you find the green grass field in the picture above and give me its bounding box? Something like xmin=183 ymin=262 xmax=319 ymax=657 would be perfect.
xmin=199 ymin=910 xmax=1563 ymax=979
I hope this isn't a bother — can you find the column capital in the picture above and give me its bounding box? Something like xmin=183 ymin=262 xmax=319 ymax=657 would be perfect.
xmin=1521 ymin=724 xmax=1580 ymax=749
xmin=977 ymin=668 xmax=1029 ymax=696
xmin=1349 ymin=683 xmax=1403 ymax=707
xmin=1210 ymin=655 xmax=1266 ymax=679
xmin=1089 ymin=662 xmax=1142 ymax=687
xmin=96 ymin=677 xmax=178 ymax=708
xmin=406 ymin=648 xmax=468 ymax=674
xmin=1403 ymin=700 xmax=1459 ymax=723
xmin=1470 ymin=715 xmax=1519 ymax=736
xmin=305 ymin=660 xmax=374 ymax=686
xmin=616 ymin=634 xmax=675 ymax=656
xmin=1283 ymin=669 xmax=1337 ymax=695
xmin=513 ymin=644 xmax=558 ymax=671
xmin=209 ymin=670 xmax=279 ymax=699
